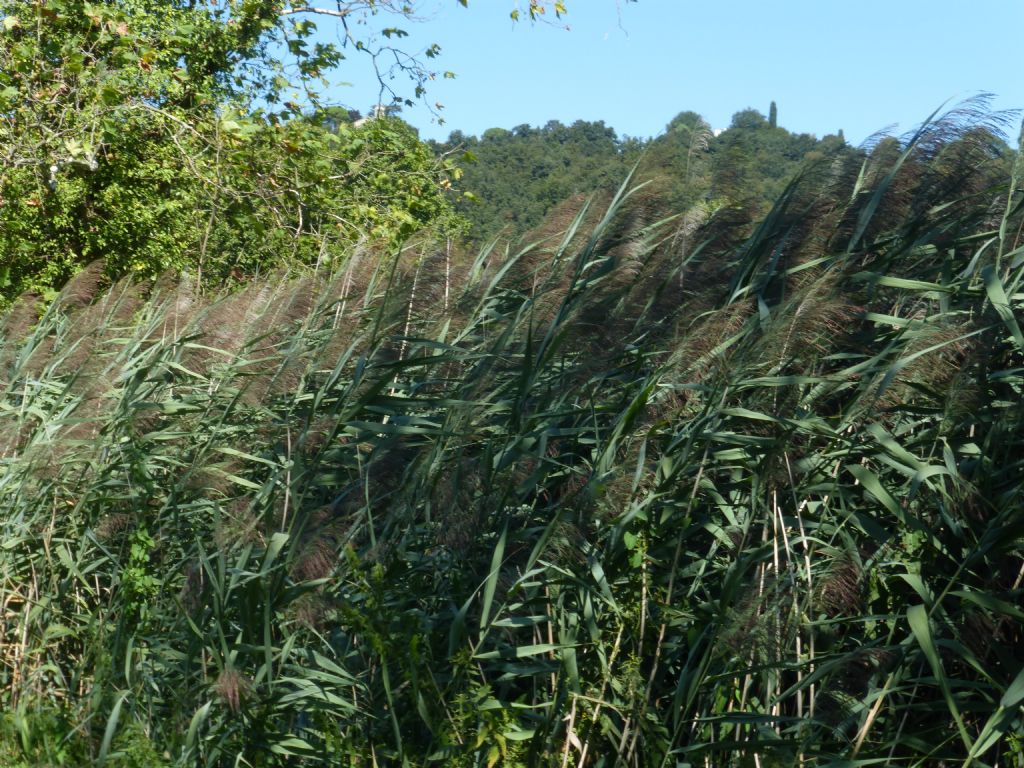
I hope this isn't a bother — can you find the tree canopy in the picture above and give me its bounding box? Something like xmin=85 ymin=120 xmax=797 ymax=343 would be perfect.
xmin=432 ymin=106 xmax=860 ymax=246
xmin=431 ymin=119 xmax=642 ymax=241
xmin=0 ymin=0 xmax=582 ymax=302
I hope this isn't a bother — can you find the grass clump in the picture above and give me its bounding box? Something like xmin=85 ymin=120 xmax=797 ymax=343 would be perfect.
xmin=0 ymin=101 xmax=1023 ymax=766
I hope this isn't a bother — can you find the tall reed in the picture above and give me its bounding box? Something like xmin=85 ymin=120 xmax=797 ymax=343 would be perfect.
xmin=0 ymin=101 xmax=1022 ymax=766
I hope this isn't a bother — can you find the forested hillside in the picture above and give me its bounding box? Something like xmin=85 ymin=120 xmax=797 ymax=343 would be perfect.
xmin=430 ymin=120 xmax=641 ymax=240
xmin=2 ymin=1 xmax=1024 ymax=766
xmin=432 ymin=104 xmax=853 ymax=245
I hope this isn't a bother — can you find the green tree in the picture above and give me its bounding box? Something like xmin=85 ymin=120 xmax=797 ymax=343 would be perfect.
xmin=433 ymin=118 xmax=640 ymax=241
xmin=0 ymin=0 xmax=580 ymax=301
xmin=704 ymin=106 xmax=849 ymax=212
xmin=636 ymin=110 xmax=713 ymax=210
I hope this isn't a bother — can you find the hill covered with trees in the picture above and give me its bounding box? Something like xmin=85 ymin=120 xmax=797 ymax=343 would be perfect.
xmin=431 ymin=103 xmax=856 ymax=245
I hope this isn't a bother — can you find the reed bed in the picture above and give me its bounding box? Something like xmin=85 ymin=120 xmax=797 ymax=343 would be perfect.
xmin=0 ymin=103 xmax=1023 ymax=766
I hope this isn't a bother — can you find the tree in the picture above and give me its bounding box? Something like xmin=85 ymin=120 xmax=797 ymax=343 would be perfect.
xmin=0 ymin=0 xmax=581 ymax=301
xmin=730 ymin=107 xmax=769 ymax=131
xmin=431 ymin=118 xmax=638 ymax=241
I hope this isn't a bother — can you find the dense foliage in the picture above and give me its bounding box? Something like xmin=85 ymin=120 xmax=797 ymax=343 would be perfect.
xmin=0 ymin=0 xmax=468 ymax=301
xmin=431 ymin=120 xmax=643 ymax=241
xmin=1 ymin=99 xmax=1022 ymax=766
xmin=433 ymin=105 xmax=852 ymax=246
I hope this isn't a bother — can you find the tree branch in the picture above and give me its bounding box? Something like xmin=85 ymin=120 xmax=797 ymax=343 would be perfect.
xmin=280 ymin=7 xmax=357 ymax=18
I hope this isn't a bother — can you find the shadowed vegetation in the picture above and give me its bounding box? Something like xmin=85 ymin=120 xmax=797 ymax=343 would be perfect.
xmin=0 ymin=100 xmax=1023 ymax=766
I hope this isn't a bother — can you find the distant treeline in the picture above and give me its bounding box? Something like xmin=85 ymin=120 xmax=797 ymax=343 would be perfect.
xmin=431 ymin=105 xmax=1013 ymax=244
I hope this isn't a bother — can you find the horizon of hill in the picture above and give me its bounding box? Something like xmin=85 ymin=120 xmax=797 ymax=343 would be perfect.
xmin=427 ymin=102 xmax=1015 ymax=245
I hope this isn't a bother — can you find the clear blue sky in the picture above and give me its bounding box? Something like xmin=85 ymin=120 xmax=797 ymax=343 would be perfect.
xmin=307 ymin=0 xmax=1023 ymax=145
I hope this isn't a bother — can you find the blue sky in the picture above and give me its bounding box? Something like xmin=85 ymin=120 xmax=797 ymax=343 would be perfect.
xmin=305 ymin=0 xmax=1023 ymax=145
